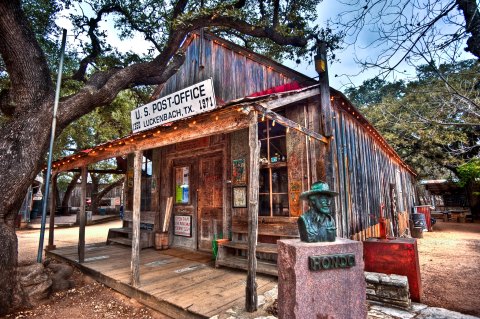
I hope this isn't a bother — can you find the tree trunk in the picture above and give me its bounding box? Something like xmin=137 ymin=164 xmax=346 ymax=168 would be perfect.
xmin=91 ymin=177 xmax=125 ymax=215
xmin=90 ymin=174 xmax=100 ymax=215
xmin=0 ymin=210 xmax=28 ymax=316
xmin=61 ymin=173 xmax=80 ymax=208
xmin=457 ymin=0 xmax=480 ymax=60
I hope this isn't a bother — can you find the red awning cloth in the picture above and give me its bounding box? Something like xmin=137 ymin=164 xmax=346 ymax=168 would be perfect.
xmin=247 ymin=81 xmax=304 ymax=97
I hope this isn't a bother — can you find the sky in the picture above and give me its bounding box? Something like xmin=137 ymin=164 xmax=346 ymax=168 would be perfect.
xmin=56 ymin=0 xmax=474 ymax=92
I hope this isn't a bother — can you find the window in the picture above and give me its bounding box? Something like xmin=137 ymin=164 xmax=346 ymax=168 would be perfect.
xmin=141 ymin=150 xmax=152 ymax=211
xmin=174 ymin=166 xmax=190 ymax=204
xmin=258 ymin=118 xmax=289 ymax=216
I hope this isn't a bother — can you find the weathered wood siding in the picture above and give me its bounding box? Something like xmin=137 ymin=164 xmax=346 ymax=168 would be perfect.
xmin=330 ymin=96 xmax=416 ymax=240
xmin=157 ymin=33 xmax=312 ymax=102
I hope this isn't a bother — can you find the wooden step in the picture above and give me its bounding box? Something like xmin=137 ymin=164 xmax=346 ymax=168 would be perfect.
xmin=216 ymin=255 xmax=278 ymax=276
xmin=218 ymin=241 xmax=278 ymax=254
xmin=109 ymin=227 xmax=132 ymax=234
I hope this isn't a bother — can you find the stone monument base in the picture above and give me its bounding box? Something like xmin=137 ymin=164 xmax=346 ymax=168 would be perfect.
xmin=278 ymin=238 xmax=366 ymax=319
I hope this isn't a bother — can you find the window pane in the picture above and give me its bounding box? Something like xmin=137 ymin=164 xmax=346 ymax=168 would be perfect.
xmin=141 ymin=177 xmax=152 ymax=211
xmin=259 ymin=168 xmax=270 ymax=193
xmin=271 ymin=167 xmax=288 ymax=193
xmin=269 ymin=137 xmax=287 ymax=163
xmin=259 ymin=194 xmax=270 ymax=216
xmin=175 ymin=166 xmax=190 ymax=204
xmin=260 ymin=140 xmax=268 ymax=164
xmin=258 ymin=121 xmax=268 ymax=139
xmin=142 ymin=150 xmax=153 ymax=177
xmin=272 ymin=194 xmax=289 ymax=216
xmin=146 ymin=161 xmax=152 ymax=176
xmin=269 ymin=121 xmax=286 ymax=138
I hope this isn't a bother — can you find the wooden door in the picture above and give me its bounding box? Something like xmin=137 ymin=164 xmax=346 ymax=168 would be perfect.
xmin=197 ymin=154 xmax=223 ymax=252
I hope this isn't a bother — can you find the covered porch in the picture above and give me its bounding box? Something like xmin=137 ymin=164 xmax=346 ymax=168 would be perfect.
xmin=46 ymin=243 xmax=277 ymax=319
xmin=47 ymin=86 xmax=327 ymax=313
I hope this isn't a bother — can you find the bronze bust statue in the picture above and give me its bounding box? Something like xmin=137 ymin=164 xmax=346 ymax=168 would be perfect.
xmin=298 ymin=181 xmax=338 ymax=242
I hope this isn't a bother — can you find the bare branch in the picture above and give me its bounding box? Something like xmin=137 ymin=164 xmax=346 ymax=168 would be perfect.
xmin=72 ymin=4 xmax=124 ymax=81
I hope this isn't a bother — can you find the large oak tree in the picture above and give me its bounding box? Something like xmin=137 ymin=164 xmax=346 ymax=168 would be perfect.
xmin=0 ymin=0 xmax=322 ymax=314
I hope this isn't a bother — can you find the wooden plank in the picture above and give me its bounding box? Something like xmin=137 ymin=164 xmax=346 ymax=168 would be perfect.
xmin=231 ymin=219 xmax=299 ymax=237
xmin=246 ymin=110 xmax=260 ymax=312
xmin=78 ymin=166 xmax=87 ymax=263
xmin=318 ymin=42 xmax=333 ymax=137
xmin=252 ymin=103 xmax=328 ymax=144
xmin=204 ymin=277 xmax=276 ymax=317
xmin=218 ymin=241 xmax=278 ymax=254
xmin=147 ymin=267 xmax=226 ymax=296
xmin=163 ymin=197 xmax=174 ymax=232
xmin=123 ymin=210 xmax=156 ymax=224
xmin=307 ymin=100 xmax=318 ymax=182
xmin=216 ymin=256 xmax=277 ymax=276
xmin=259 ymin=88 xmax=320 ymax=110
xmin=131 ymin=150 xmax=142 ymax=287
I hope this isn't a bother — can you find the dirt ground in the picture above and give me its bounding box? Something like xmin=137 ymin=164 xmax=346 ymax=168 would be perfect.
xmin=4 ymin=220 xmax=480 ymax=318
xmin=4 ymin=266 xmax=171 ymax=319
xmin=418 ymin=220 xmax=480 ymax=316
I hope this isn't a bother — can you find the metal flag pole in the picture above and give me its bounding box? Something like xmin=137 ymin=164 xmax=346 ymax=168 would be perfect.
xmin=37 ymin=29 xmax=67 ymax=263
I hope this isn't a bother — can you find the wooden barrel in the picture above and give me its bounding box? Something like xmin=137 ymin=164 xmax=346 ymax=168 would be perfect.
xmin=155 ymin=232 xmax=169 ymax=250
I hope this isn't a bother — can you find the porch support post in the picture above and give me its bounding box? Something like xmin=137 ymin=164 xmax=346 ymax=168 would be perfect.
xmin=246 ymin=111 xmax=260 ymax=312
xmin=47 ymin=173 xmax=57 ymax=250
xmin=131 ymin=150 xmax=143 ymax=287
xmin=78 ymin=166 xmax=87 ymax=263
xmin=316 ymin=41 xmax=334 ymax=186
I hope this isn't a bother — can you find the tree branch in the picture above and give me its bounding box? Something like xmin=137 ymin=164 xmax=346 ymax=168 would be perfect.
xmin=0 ymin=0 xmax=53 ymax=113
xmin=172 ymin=0 xmax=189 ymax=19
xmin=93 ymin=177 xmax=125 ymax=203
xmin=72 ymin=5 xmax=125 ymax=82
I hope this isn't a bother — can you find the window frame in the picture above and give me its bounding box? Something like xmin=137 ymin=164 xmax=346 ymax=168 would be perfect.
xmin=258 ymin=118 xmax=289 ymax=217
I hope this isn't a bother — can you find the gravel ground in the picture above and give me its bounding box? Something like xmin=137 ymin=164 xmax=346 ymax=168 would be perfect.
xmin=417 ymin=220 xmax=480 ymax=317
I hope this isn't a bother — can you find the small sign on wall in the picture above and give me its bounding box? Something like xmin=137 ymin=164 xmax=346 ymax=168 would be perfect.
xmin=174 ymin=215 xmax=192 ymax=237
xmin=232 ymin=159 xmax=247 ymax=185
xmin=232 ymin=186 xmax=247 ymax=208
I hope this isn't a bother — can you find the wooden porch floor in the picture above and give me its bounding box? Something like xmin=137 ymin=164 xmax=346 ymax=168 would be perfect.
xmin=46 ymin=244 xmax=277 ymax=319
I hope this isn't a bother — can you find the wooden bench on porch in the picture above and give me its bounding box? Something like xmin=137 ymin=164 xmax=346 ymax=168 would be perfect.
xmin=106 ymin=211 xmax=156 ymax=249
xmin=215 ymin=218 xmax=299 ymax=276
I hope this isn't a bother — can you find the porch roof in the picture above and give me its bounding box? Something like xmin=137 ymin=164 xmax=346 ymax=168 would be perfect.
xmin=50 ymin=84 xmax=325 ymax=174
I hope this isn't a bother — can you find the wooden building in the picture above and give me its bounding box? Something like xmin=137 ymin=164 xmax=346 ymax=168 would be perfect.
xmin=50 ymin=32 xmax=417 ymax=277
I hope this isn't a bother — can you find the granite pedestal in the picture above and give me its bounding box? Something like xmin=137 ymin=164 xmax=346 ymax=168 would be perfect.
xmin=278 ymin=238 xmax=367 ymax=319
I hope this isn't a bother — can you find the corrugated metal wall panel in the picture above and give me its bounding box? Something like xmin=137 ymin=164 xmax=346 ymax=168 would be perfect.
xmin=332 ymin=104 xmax=416 ymax=239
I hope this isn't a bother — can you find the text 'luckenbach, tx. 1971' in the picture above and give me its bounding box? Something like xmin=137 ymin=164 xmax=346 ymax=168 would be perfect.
xmin=308 ymin=253 xmax=356 ymax=271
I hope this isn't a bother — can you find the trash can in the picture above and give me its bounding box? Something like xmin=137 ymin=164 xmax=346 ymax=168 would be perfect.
xmin=411 ymin=227 xmax=423 ymax=238
xmin=412 ymin=213 xmax=427 ymax=231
